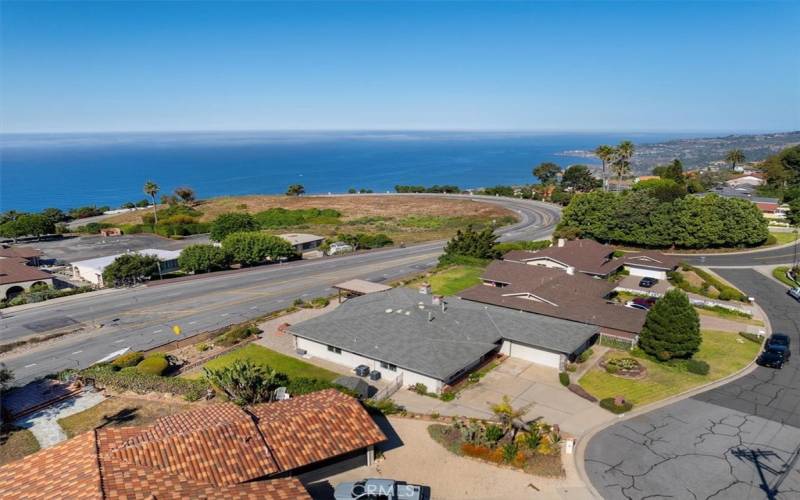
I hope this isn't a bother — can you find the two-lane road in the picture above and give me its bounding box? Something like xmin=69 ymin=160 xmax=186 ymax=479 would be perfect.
xmin=0 ymin=196 xmax=560 ymax=385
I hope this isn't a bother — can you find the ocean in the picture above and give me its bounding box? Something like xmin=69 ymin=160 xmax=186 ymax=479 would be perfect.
xmin=0 ymin=131 xmax=691 ymax=212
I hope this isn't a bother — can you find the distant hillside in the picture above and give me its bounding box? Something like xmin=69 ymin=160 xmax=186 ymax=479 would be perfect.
xmin=560 ymin=131 xmax=800 ymax=173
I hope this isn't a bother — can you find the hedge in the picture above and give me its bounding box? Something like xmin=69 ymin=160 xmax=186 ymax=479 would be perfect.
xmin=83 ymin=364 xmax=208 ymax=401
xmin=215 ymin=324 xmax=260 ymax=347
xmin=685 ymin=359 xmax=710 ymax=375
xmin=559 ymin=372 xmax=570 ymax=387
xmin=137 ymin=356 xmax=169 ymax=376
xmin=739 ymin=332 xmax=763 ymax=344
xmin=112 ymin=352 xmax=144 ymax=369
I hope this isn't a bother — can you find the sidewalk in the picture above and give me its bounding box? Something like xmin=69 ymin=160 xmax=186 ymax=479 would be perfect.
xmin=15 ymin=391 xmax=106 ymax=448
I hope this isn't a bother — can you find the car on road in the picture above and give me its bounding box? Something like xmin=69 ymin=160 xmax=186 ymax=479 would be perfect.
xmin=638 ymin=277 xmax=658 ymax=288
xmin=765 ymin=333 xmax=791 ymax=360
xmin=334 ymin=478 xmax=428 ymax=500
xmin=788 ymin=287 xmax=800 ymax=301
xmin=757 ymin=349 xmax=787 ymax=369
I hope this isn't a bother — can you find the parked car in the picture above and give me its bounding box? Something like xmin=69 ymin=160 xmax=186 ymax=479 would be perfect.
xmin=334 ymin=479 xmax=428 ymax=500
xmin=788 ymin=287 xmax=800 ymax=301
xmin=328 ymin=242 xmax=355 ymax=256
xmin=638 ymin=277 xmax=658 ymax=288
xmin=632 ymin=297 xmax=657 ymax=310
xmin=757 ymin=349 xmax=787 ymax=369
xmin=626 ymin=302 xmax=649 ymax=311
xmin=765 ymin=333 xmax=791 ymax=360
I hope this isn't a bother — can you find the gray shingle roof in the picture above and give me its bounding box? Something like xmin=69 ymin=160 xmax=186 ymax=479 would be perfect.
xmin=289 ymin=287 xmax=598 ymax=380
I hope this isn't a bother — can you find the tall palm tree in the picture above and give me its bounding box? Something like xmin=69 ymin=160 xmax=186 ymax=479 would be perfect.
xmin=725 ymin=149 xmax=745 ymax=170
xmin=143 ymin=180 xmax=159 ymax=225
xmin=613 ymin=140 xmax=635 ymax=191
xmin=594 ymin=145 xmax=616 ymax=191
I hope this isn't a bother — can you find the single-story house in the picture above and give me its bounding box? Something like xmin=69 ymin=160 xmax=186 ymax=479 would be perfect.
xmin=278 ymin=233 xmax=325 ymax=255
xmin=0 ymin=245 xmax=43 ymax=266
xmin=699 ymin=187 xmax=782 ymax=216
xmin=0 ymin=389 xmax=385 ymax=500
xmin=71 ymin=248 xmax=181 ymax=286
xmin=0 ymin=258 xmax=54 ymax=300
xmin=726 ymin=173 xmax=765 ymax=187
xmin=459 ymin=260 xmax=646 ymax=344
xmin=290 ymin=287 xmax=599 ymax=393
xmin=504 ymin=238 xmax=679 ymax=280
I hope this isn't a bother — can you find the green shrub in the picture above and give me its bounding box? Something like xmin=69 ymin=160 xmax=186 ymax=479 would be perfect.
xmin=363 ymin=398 xmax=406 ymax=415
xmin=286 ymin=377 xmax=335 ymax=396
xmin=112 ymin=352 xmax=144 ymax=369
xmin=440 ymin=391 xmax=455 ymax=402
xmin=254 ymin=207 xmax=341 ymax=228
xmin=484 ymin=424 xmax=504 ymax=444
xmin=195 ymin=342 xmax=210 ymax=352
xmin=559 ymin=372 xmax=570 ymax=387
xmin=83 ymin=364 xmax=207 ymax=401
xmin=739 ymin=332 xmax=763 ymax=343
xmin=136 ymin=356 xmax=169 ymax=376
xmin=310 ymin=296 xmax=330 ymax=308
xmin=215 ymin=324 xmax=260 ymax=347
xmin=493 ymin=239 xmax=552 ymax=254
xmin=605 ymin=364 xmax=619 ymax=374
xmin=413 ymin=383 xmax=428 ymax=395
xmin=766 ymin=234 xmax=778 ymax=246
xmin=685 ymin=359 xmax=710 ymax=375
xmin=599 ymin=397 xmax=633 ymax=414
xmin=502 ymin=442 xmax=519 ymax=463
xmin=577 ymin=348 xmax=594 ymax=363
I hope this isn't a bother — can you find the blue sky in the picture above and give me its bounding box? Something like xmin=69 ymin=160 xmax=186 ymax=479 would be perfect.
xmin=1 ymin=1 xmax=798 ymax=133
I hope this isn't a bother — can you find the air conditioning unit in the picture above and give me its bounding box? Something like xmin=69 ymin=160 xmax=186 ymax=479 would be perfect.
xmin=369 ymin=370 xmax=382 ymax=381
xmin=295 ymin=348 xmax=307 ymax=356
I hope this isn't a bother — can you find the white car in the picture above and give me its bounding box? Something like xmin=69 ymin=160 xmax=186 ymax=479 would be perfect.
xmin=328 ymin=242 xmax=354 ymax=255
xmin=789 ymin=287 xmax=800 ymax=302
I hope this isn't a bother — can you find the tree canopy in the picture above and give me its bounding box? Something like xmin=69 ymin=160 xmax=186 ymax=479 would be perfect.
xmin=561 ymin=164 xmax=600 ymax=192
xmin=639 ymin=289 xmax=701 ymax=360
xmin=286 ymin=184 xmax=305 ymax=196
xmin=221 ymin=232 xmax=296 ymax=265
xmin=178 ymin=244 xmax=229 ymax=273
xmin=102 ymin=253 xmax=160 ymax=287
xmin=533 ymin=162 xmax=562 ymax=185
xmin=555 ymin=190 xmax=768 ymax=249
xmin=441 ymin=225 xmax=499 ymax=263
xmin=0 ymin=213 xmax=55 ymax=239
xmin=210 ymin=212 xmax=259 ymax=242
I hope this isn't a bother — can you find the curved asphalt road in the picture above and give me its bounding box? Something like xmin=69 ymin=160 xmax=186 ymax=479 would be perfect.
xmin=585 ymin=269 xmax=800 ymax=499
xmin=0 ymin=196 xmax=560 ymax=386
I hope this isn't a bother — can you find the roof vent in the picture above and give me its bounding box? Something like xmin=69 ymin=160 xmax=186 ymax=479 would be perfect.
xmin=385 ymin=308 xmax=393 ymax=313
xmin=395 ymin=309 xmax=403 ymax=314
xmin=558 ymin=238 xmax=566 ymax=247
xmin=405 ymin=311 xmax=411 ymax=316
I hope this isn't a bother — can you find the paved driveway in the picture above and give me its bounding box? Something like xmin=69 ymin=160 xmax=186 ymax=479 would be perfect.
xmin=585 ymin=269 xmax=800 ymax=499
xmin=394 ymin=358 xmax=612 ymax=436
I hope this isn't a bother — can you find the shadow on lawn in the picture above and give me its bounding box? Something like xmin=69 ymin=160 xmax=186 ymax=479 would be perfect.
xmin=96 ymin=407 xmax=140 ymax=429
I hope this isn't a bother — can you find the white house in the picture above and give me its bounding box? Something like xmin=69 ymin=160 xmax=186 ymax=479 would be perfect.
xmin=71 ymin=249 xmax=181 ymax=286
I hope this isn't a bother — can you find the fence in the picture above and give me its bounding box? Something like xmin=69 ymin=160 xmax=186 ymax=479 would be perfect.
xmin=373 ymin=373 xmax=403 ymax=401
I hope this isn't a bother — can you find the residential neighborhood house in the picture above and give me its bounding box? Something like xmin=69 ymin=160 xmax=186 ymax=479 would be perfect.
xmin=0 ymin=389 xmax=385 ymax=499
xmin=290 ymin=286 xmax=599 ymax=393
xmin=71 ymin=248 xmax=181 ymax=286
xmin=278 ymin=233 xmax=325 ymax=258
xmin=0 ymin=257 xmax=54 ymax=301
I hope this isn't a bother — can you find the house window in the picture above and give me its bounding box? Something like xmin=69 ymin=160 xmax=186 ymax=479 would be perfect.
xmin=380 ymin=361 xmax=397 ymax=372
xmin=327 ymin=345 xmax=342 ymax=354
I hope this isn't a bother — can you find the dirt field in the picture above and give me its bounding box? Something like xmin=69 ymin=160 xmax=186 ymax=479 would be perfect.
xmin=107 ymin=195 xmax=513 ymax=224
xmin=106 ymin=195 xmax=517 ymax=245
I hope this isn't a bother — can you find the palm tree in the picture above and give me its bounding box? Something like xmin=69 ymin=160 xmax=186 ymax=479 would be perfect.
xmin=725 ymin=149 xmax=746 ymax=170
xmin=594 ymin=145 xmax=616 ymax=191
xmin=488 ymin=395 xmax=532 ymax=439
xmin=612 ymin=141 xmax=635 ymax=191
xmin=143 ymin=181 xmax=159 ymax=225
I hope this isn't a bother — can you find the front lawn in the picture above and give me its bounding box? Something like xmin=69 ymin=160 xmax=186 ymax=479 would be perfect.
xmin=427 ymin=264 xmax=486 ymax=296
xmin=695 ymin=307 xmax=764 ymax=327
xmin=57 ymin=397 xmax=192 ymax=439
xmin=0 ymin=426 xmax=39 ymax=465
xmin=579 ymin=330 xmax=759 ymax=406
xmin=772 ymin=266 xmax=799 ymax=288
xmin=770 ymin=231 xmax=799 ymax=246
xmin=185 ymin=343 xmax=340 ymax=381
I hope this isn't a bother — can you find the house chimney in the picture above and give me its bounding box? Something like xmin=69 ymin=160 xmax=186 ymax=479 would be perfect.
xmin=566 ymin=266 xmax=575 ymax=275
xmin=558 ymin=238 xmax=566 ymax=248
xmin=428 ymin=311 xmax=434 ymax=322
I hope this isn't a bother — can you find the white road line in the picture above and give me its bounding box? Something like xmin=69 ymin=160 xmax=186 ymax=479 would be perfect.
xmin=113 ymin=339 xmax=126 ymax=344
xmin=221 ymin=313 xmax=229 ymax=316
xmin=250 ymin=306 xmax=258 ymax=309
xmin=71 ymin=350 xmax=83 ymax=355
xmin=189 ymin=321 xmax=197 ymax=325
xmin=153 ymin=329 xmax=163 ymax=333
xmin=24 ymin=363 xmax=37 ymax=368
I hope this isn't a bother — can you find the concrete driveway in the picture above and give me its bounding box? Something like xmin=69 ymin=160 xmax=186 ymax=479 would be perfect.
xmin=394 ymin=358 xmax=612 ymax=436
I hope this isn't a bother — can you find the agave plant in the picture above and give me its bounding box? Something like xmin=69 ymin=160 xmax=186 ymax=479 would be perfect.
xmin=203 ymin=360 xmax=288 ymax=406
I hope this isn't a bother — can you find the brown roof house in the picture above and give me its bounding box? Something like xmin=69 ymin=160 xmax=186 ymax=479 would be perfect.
xmin=504 ymin=239 xmax=679 ymax=280
xmin=0 ymin=258 xmax=53 ymax=302
xmin=0 ymin=245 xmax=43 ymax=266
xmin=459 ymin=260 xmax=646 ymax=343
xmin=0 ymin=389 xmax=386 ymax=499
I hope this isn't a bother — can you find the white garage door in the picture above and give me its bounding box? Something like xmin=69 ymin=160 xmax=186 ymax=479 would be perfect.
xmin=625 ymin=266 xmax=666 ymax=280
xmin=507 ymin=342 xmax=561 ymax=368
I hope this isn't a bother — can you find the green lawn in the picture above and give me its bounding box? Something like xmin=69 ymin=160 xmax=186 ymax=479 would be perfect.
xmin=185 ymin=343 xmax=340 ymax=381
xmin=770 ymin=231 xmax=799 ymax=246
xmin=696 ymin=307 xmax=764 ymax=327
xmin=579 ymin=330 xmax=759 ymax=406
xmin=428 ymin=265 xmax=486 ymax=296
xmin=772 ymin=266 xmax=799 ymax=288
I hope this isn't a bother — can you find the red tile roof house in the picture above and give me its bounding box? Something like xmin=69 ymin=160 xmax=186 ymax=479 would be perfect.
xmin=0 ymin=257 xmax=54 ymax=301
xmin=459 ymin=260 xmax=647 ymax=346
xmin=0 ymin=389 xmax=386 ymax=499
xmin=504 ymin=238 xmax=680 ymax=281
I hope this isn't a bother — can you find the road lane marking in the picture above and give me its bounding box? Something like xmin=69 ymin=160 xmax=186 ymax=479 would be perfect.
xmin=221 ymin=313 xmax=229 ymax=317
xmin=24 ymin=363 xmax=37 ymax=368
xmin=71 ymin=350 xmax=83 ymax=355
xmin=113 ymin=339 xmax=126 ymax=344
xmin=250 ymin=306 xmax=258 ymax=309
xmin=153 ymin=329 xmax=163 ymax=333
xmin=189 ymin=321 xmax=197 ymax=325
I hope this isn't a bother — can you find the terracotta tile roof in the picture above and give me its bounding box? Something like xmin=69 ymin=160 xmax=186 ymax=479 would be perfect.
xmin=0 ymin=245 xmax=43 ymax=259
xmin=0 ymin=432 xmax=102 ymax=499
xmin=0 ymin=258 xmax=53 ymax=286
xmin=252 ymin=389 xmax=386 ymax=471
xmin=460 ymin=260 xmax=646 ymax=334
xmin=0 ymin=390 xmax=383 ymax=499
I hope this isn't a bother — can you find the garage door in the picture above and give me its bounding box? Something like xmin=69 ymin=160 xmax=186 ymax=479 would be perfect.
xmin=625 ymin=266 xmax=666 ymax=280
xmin=507 ymin=342 xmax=561 ymax=368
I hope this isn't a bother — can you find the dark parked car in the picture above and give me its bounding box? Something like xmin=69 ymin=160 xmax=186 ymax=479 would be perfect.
xmin=757 ymin=349 xmax=787 ymax=369
xmin=765 ymin=333 xmax=791 ymax=360
xmin=638 ymin=277 xmax=658 ymax=288
xmin=632 ymin=297 xmax=657 ymax=309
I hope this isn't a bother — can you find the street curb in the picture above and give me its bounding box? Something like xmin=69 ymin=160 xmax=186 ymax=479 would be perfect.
xmin=1 ymin=287 xmax=122 ymax=314
xmin=572 ymin=322 xmax=768 ymax=499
